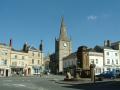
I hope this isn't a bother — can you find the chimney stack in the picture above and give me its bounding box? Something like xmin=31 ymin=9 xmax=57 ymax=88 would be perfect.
xmin=40 ymin=40 xmax=43 ymax=52
xmin=104 ymin=40 xmax=111 ymax=47
xmin=9 ymin=38 xmax=12 ymax=47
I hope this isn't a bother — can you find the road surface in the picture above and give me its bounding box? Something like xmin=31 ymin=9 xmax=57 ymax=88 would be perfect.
xmin=0 ymin=75 xmax=120 ymax=90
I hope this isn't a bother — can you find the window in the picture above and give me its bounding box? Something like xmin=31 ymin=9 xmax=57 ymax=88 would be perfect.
xmin=32 ymin=59 xmax=34 ymax=64
xmin=34 ymin=69 xmax=36 ymax=73
xmin=15 ymin=55 xmax=17 ymax=59
xmin=4 ymin=60 xmax=7 ymax=65
xmin=112 ymin=59 xmax=114 ymax=64
xmin=38 ymin=53 xmax=40 ymax=57
xmin=96 ymin=59 xmax=98 ymax=64
xmin=96 ymin=68 xmax=101 ymax=73
xmin=91 ymin=59 xmax=94 ymax=64
xmin=116 ymin=59 xmax=118 ymax=64
xmin=22 ymin=56 xmax=24 ymax=60
xmin=68 ymin=61 xmax=70 ymax=66
xmin=107 ymin=68 xmax=111 ymax=71
xmin=64 ymin=62 xmax=66 ymax=67
xmin=106 ymin=52 xmax=109 ymax=55
xmin=115 ymin=53 xmax=118 ymax=56
xmin=72 ymin=61 xmax=73 ymax=65
xmin=12 ymin=62 xmax=17 ymax=66
xmin=38 ymin=60 xmax=40 ymax=64
xmin=22 ymin=62 xmax=24 ymax=65
xmin=5 ymin=53 xmax=8 ymax=55
xmin=107 ymin=59 xmax=110 ymax=64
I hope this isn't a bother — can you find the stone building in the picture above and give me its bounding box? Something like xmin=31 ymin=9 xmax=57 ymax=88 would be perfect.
xmin=49 ymin=53 xmax=56 ymax=74
xmin=55 ymin=17 xmax=72 ymax=74
xmin=0 ymin=43 xmax=11 ymax=77
xmin=0 ymin=40 xmax=44 ymax=77
xmin=77 ymin=46 xmax=90 ymax=77
xmin=44 ymin=54 xmax=50 ymax=73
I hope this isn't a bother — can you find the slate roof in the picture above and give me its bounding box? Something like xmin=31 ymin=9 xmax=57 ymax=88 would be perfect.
xmin=29 ymin=46 xmax=37 ymax=50
xmin=63 ymin=52 xmax=77 ymax=60
xmin=0 ymin=43 xmax=8 ymax=46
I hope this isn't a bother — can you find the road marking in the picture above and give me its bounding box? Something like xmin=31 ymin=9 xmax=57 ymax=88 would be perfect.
xmin=3 ymin=83 xmax=47 ymax=90
xmin=38 ymin=87 xmax=48 ymax=90
xmin=3 ymin=80 xmax=13 ymax=82
xmin=12 ymin=84 xmax=26 ymax=87
xmin=3 ymin=83 xmax=26 ymax=88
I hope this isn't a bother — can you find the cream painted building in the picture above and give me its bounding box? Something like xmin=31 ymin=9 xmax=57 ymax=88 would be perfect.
xmin=0 ymin=41 xmax=44 ymax=77
xmin=103 ymin=48 xmax=120 ymax=72
xmin=88 ymin=51 xmax=104 ymax=75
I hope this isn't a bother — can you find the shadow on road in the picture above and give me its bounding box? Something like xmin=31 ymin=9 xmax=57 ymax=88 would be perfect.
xmin=62 ymin=81 xmax=120 ymax=90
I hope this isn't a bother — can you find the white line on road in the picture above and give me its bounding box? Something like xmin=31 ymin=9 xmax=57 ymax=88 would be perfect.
xmin=3 ymin=83 xmax=26 ymax=87
xmin=12 ymin=84 xmax=26 ymax=87
xmin=3 ymin=80 xmax=13 ymax=82
xmin=3 ymin=83 xmax=48 ymax=90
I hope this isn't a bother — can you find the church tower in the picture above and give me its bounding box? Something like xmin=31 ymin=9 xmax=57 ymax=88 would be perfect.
xmin=55 ymin=17 xmax=72 ymax=73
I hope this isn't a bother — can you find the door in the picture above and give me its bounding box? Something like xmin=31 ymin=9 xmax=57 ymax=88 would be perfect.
xmin=6 ymin=70 xmax=8 ymax=77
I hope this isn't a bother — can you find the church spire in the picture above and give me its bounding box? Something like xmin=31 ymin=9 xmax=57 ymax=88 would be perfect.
xmin=59 ymin=17 xmax=69 ymax=41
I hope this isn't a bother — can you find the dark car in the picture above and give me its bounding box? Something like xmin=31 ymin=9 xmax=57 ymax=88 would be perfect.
xmin=96 ymin=70 xmax=120 ymax=79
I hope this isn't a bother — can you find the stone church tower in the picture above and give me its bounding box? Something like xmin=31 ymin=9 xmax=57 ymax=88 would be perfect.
xmin=55 ymin=17 xmax=72 ymax=73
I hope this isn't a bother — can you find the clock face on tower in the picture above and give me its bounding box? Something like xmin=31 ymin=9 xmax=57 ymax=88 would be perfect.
xmin=63 ymin=43 xmax=67 ymax=47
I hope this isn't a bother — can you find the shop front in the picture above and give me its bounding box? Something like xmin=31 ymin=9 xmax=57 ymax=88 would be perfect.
xmin=0 ymin=67 xmax=10 ymax=77
xmin=32 ymin=66 xmax=42 ymax=75
xmin=11 ymin=66 xmax=24 ymax=76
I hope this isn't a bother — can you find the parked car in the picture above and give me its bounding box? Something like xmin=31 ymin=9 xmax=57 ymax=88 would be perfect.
xmin=96 ymin=70 xmax=120 ymax=79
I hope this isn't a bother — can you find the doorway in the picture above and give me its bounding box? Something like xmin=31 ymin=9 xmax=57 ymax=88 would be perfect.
xmin=6 ymin=70 xmax=8 ymax=77
xmin=28 ymin=68 xmax=31 ymax=75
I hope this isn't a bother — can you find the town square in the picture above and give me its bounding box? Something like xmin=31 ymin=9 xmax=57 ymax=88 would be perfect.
xmin=0 ymin=0 xmax=120 ymax=90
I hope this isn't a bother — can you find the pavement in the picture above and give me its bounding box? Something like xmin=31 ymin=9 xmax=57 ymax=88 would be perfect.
xmin=0 ymin=75 xmax=120 ymax=90
xmin=0 ymin=75 xmax=76 ymax=90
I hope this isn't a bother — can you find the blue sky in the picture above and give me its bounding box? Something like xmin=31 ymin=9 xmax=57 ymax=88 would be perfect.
xmin=0 ymin=0 xmax=120 ymax=54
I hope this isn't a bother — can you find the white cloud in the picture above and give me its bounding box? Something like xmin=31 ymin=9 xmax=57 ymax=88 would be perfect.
xmin=87 ymin=15 xmax=97 ymax=21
